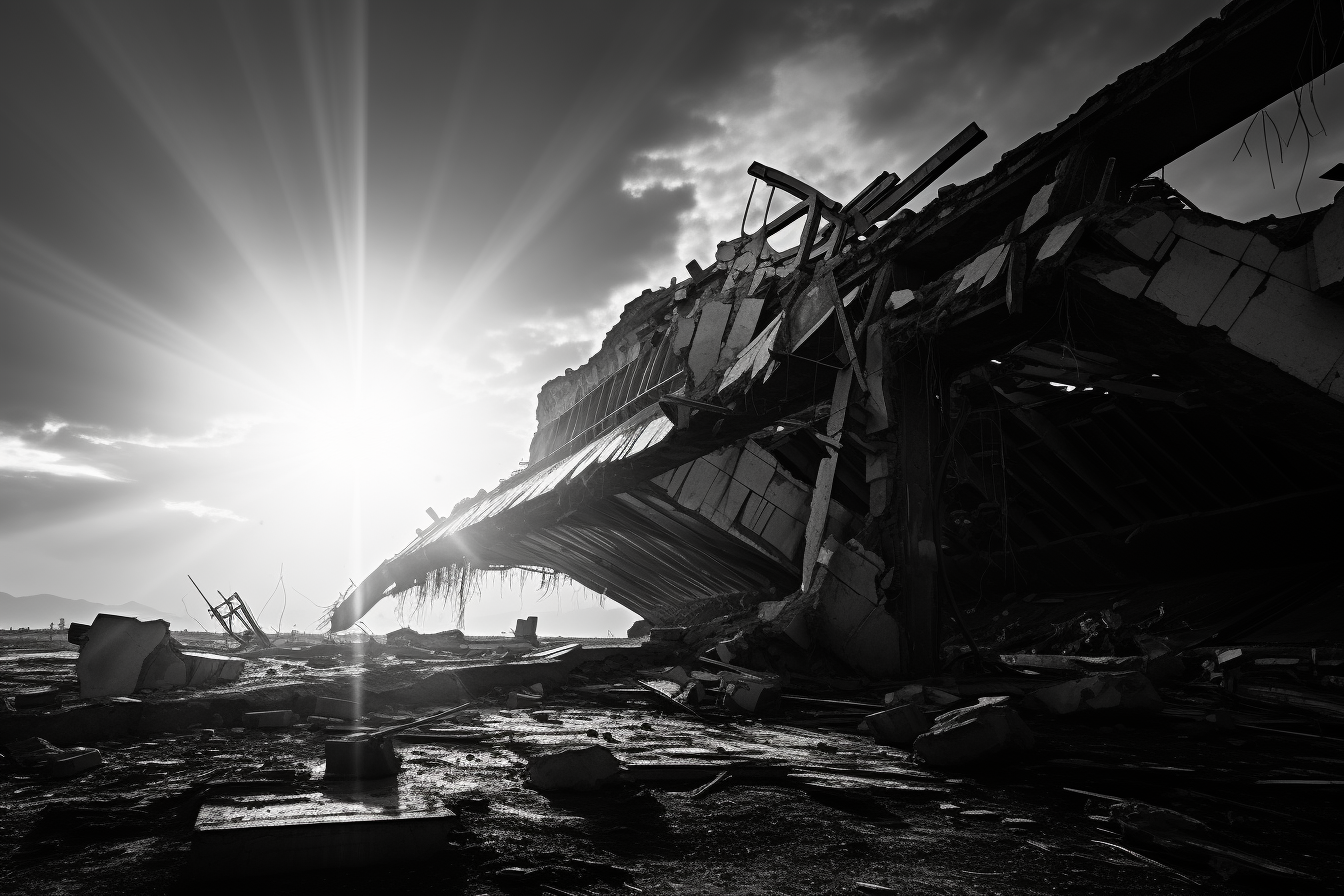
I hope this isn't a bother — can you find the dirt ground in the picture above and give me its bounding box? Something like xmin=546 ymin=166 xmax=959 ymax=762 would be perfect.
xmin=2 ymin=677 xmax=1340 ymax=896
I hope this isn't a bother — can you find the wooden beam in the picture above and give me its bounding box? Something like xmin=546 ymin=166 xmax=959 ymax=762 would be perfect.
xmin=857 ymin=123 xmax=987 ymax=232
xmin=747 ymin=161 xmax=845 ymax=221
xmin=799 ymin=366 xmax=854 ymax=591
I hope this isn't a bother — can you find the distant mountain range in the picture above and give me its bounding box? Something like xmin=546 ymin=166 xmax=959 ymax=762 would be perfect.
xmin=0 ymin=592 xmax=196 ymax=631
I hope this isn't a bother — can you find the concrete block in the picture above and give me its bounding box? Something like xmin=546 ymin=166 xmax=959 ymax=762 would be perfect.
xmin=677 ymin=458 xmax=719 ymax=509
xmin=1145 ymin=239 xmax=1239 ymax=325
xmin=811 ymin=542 xmax=902 ymax=679
xmin=76 ymin=614 xmax=170 ymax=699
xmin=514 ymin=616 xmax=538 ymax=640
xmin=313 ymin=696 xmax=362 ymax=721
xmin=732 ymin=446 xmax=776 ymax=496
xmin=763 ymin=474 xmax=808 ymax=522
xmin=1113 ymin=210 xmax=1174 ymax=260
xmin=1324 ymin=354 xmax=1344 ymax=403
xmin=719 ymin=297 xmax=765 ymax=366
xmin=243 ymin=710 xmax=298 ymax=728
xmin=137 ymin=644 xmax=187 ymax=692
xmin=46 ymin=747 xmax=103 ymax=778
xmin=664 ymin=461 xmax=693 ymax=496
xmin=1093 ymin=264 xmax=1150 ymax=298
xmin=1228 ymin=275 xmax=1344 ymax=386
xmin=1200 ymin=264 xmax=1266 ymax=330
xmin=687 ymin=301 xmax=733 ymax=385
xmin=913 ymin=704 xmax=1034 ymax=768
xmin=13 ymin=687 xmax=62 ymax=709
xmin=193 ymin=792 xmax=456 ymax=874
xmin=865 ymin=703 xmax=930 ymax=746
xmin=1021 ymin=671 xmax=1163 ymax=716
xmin=526 ymin=746 xmax=622 ymax=791
xmin=718 ymin=479 xmax=753 ymax=526
xmin=820 ymin=537 xmax=884 ymax=605
xmin=1021 ymin=180 xmax=1056 ymax=233
xmin=1037 ymin=217 xmax=1083 ymax=262
xmin=1313 ymin=191 xmax=1344 ymax=296
xmin=723 ymin=680 xmax=781 ymax=715
xmin=697 ymin=468 xmax=732 ymax=516
xmin=1268 ymin=243 xmax=1312 ymax=289
xmin=1173 ymin=215 xmax=1254 ymax=260
xmin=1240 ymin=232 xmax=1279 ymax=271
xmin=956 ymin=244 xmax=1009 ymax=292
xmin=760 ymin=509 xmax=805 ymax=560
xmin=180 ymin=651 xmax=244 ymax=688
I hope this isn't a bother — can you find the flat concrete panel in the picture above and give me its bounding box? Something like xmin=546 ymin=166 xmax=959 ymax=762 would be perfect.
xmin=1228 ymin=275 xmax=1344 ymax=386
xmin=1113 ymin=210 xmax=1173 ymax=260
xmin=1145 ymin=238 xmax=1238 ymax=325
xmin=77 ymin=614 xmax=169 ymax=699
xmin=193 ymin=792 xmax=456 ymax=875
xmin=686 ymin=301 xmax=732 ymax=385
xmin=763 ymin=474 xmax=809 ymax=522
xmin=1240 ymin=233 xmax=1280 ymax=271
xmin=676 ymin=458 xmax=719 ymax=509
xmin=1268 ymin=244 xmax=1311 ymax=290
xmin=718 ymin=298 xmax=765 ymax=367
xmin=1313 ymin=195 xmax=1344 ymax=294
xmin=732 ymin=445 xmax=777 ymax=495
xmin=1200 ymin=264 xmax=1266 ymax=331
xmin=1173 ymin=215 xmax=1254 ymax=260
xmin=718 ymin=479 xmax=753 ymax=524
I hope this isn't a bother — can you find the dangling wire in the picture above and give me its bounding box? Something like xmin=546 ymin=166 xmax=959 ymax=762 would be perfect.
xmin=740 ymin=178 xmax=757 ymax=238
xmin=758 ymin=186 xmax=776 ymax=260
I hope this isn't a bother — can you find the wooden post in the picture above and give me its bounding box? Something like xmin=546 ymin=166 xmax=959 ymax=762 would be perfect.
xmin=894 ymin=349 xmax=941 ymax=677
xmin=799 ymin=366 xmax=854 ymax=591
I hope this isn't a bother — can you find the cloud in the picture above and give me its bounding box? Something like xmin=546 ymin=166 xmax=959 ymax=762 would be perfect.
xmin=162 ymin=500 xmax=247 ymax=522
xmin=74 ymin=415 xmax=262 ymax=450
xmin=0 ymin=434 xmax=114 ymax=480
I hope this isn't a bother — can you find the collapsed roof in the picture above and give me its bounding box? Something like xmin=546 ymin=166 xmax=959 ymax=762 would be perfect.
xmin=332 ymin=0 xmax=1344 ymax=679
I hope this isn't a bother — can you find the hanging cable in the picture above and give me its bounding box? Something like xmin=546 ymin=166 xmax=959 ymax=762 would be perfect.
xmin=740 ymin=178 xmax=757 ymax=238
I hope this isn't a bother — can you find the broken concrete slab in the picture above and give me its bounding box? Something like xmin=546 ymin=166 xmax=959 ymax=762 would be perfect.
xmin=243 ymin=710 xmax=297 ymax=728
xmin=313 ymin=696 xmax=362 ymax=721
xmin=912 ymin=703 xmax=1034 ymax=768
xmin=192 ymin=792 xmax=457 ymax=874
xmin=722 ymin=679 xmax=781 ymax=715
xmin=1021 ymin=671 xmax=1164 ymax=716
xmin=527 ymin=745 xmax=622 ymax=791
xmin=75 ymin=614 xmax=171 ymax=699
xmin=4 ymin=736 xmax=103 ymax=778
xmin=865 ymin=703 xmax=930 ymax=746
xmin=809 ymin=537 xmax=901 ymax=679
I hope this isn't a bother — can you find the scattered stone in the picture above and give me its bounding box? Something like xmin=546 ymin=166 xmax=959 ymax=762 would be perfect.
xmin=526 ymin=745 xmax=622 ymax=791
xmin=243 ymin=710 xmax=298 ymax=728
xmin=959 ymin=809 xmax=1000 ymax=819
xmin=1002 ymin=817 xmax=1041 ymax=828
xmin=865 ymin=703 xmax=930 ymax=746
xmin=1022 ymin=672 xmax=1164 ymax=716
xmin=913 ymin=703 xmax=1034 ymax=768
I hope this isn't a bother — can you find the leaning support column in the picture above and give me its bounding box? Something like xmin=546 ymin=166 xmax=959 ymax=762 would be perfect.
xmin=893 ymin=344 xmax=941 ymax=677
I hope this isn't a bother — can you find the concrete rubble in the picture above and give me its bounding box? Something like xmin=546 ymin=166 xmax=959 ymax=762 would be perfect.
xmin=5 ymin=2 xmax=1344 ymax=891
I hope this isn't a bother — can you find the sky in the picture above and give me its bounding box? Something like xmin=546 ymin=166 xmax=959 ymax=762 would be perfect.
xmin=1 ymin=0 xmax=1341 ymax=637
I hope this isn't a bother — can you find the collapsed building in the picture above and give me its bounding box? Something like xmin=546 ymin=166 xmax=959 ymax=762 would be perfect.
xmin=7 ymin=3 xmax=1344 ymax=891
xmin=332 ymin=0 xmax=1344 ymax=683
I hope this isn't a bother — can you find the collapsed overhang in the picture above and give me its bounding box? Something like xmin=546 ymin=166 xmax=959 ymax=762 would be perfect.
xmin=333 ymin=0 xmax=1344 ymax=677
